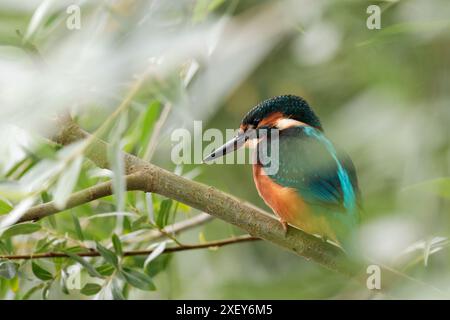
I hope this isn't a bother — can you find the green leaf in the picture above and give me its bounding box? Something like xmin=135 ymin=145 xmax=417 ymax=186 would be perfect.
xmin=0 ymin=240 xmax=10 ymax=254
xmin=108 ymin=112 xmax=127 ymax=213
xmin=193 ymin=0 xmax=225 ymax=23
xmin=120 ymin=267 xmax=156 ymax=291
xmin=145 ymin=254 xmax=172 ymax=278
xmin=63 ymin=251 xmax=103 ymax=279
xmin=41 ymin=191 xmax=51 ymax=203
xmin=35 ymin=238 xmax=58 ymax=253
xmin=144 ymin=241 xmax=166 ymax=269
xmin=131 ymin=215 xmax=150 ymax=231
xmin=53 ymin=155 xmax=83 ymax=209
xmin=156 ymin=199 xmax=173 ymax=229
xmin=42 ymin=192 xmax=57 ymax=228
xmin=0 ymin=260 xmax=17 ymax=279
xmin=112 ymin=234 xmax=123 ymax=256
xmin=24 ymin=0 xmax=54 ymax=42
xmin=125 ymin=101 xmax=160 ymax=156
xmin=22 ymin=283 xmax=45 ymax=300
xmin=81 ymin=283 xmax=102 ymax=296
xmin=0 ymin=199 xmax=12 ymax=215
xmin=64 ymin=246 xmax=86 ymax=254
xmin=71 ymin=213 xmax=84 ymax=241
xmin=60 ymin=276 xmax=69 ymax=295
xmin=95 ymin=264 xmax=115 ymax=277
xmin=405 ymin=178 xmax=450 ymax=199
xmin=1 ymin=222 xmax=41 ymax=239
xmin=32 ymin=262 xmax=53 ymax=281
xmin=111 ymin=279 xmax=125 ymax=300
xmin=96 ymin=242 xmax=119 ymax=268
xmin=47 ymin=215 xmax=57 ymax=229
xmin=42 ymin=282 xmax=51 ymax=300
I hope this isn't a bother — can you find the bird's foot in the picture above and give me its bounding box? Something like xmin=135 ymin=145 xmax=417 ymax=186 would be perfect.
xmin=321 ymin=236 xmax=328 ymax=243
xmin=279 ymin=219 xmax=288 ymax=236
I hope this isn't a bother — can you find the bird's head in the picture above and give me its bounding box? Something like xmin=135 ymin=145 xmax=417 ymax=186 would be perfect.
xmin=204 ymin=95 xmax=322 ymax=162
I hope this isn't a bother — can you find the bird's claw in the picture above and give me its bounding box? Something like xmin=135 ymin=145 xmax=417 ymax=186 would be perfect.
xmin=279 ymin=219 xmax=288 ymax=236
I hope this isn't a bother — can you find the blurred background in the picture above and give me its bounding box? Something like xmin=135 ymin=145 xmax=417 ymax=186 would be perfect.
xmin=0 ymin=0 xmax=449 ymax=299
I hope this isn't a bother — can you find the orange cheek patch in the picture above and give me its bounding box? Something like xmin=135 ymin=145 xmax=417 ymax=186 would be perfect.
xmin=257 ymin=112 xmax=284 ymax=128
xmin=244 ymin=137 xmax=262 ymax=149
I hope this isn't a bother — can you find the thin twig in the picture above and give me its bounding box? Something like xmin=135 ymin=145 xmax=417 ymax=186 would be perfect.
xmin=39 ymin=119 xmax=358 ymax=276
xmin=16 ymin=118 xmax=446 ymax=296
xmin=18 ymin=174 xmax=144 ymax=223
xmin=150 ymin=213 xmax=213 ymax=240
xmin=119 ymin=213 xmax=213 ymax=244
xmin=143 ymin=102 xmax=172 ymax=161
xmin=0 ymin=235 xmax=260 ymax=260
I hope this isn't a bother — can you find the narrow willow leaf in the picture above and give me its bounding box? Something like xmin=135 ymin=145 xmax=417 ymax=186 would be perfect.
xmin=32 ymin=262 xmax=53 ymax=281
xmin=111 ymin=279 xmax=125 ymax=300
xmin=0 ymin=260 xmax=17 ymax=279
xmin=139 ymin=101 xmax=160 ymax=143
xmin=24 ymin=0 xmax=54 ymax=41
xmin=19 ymin=159 xmax=63 ymax=195
xmin=22 ymin=283 xmax=45 ymax=300
xmin=108 ymin=113 xmax=127 ymax=230
xmin=47 ymin=215 xmax=57 ymax=229
xmin=71 ymin=213 xmax=84 ymax=241
xmin=81 ymin=283 xmax=102 ymax=296
xmin=63 ymin=251 xmax=103 ymax=279
xmin=96 ymin=242 xmax=119 ymax=268
xmin=193 ymin=0 xmax=210 ymax=23
xmin=0 ymin=197 xmax=35 ymax=230
xmin=145 ymin=193 xmax=154 ymax=223
xmin=85 ymin=211 xmax=137 ymax=220
xmin=64 ymin=246 xmax=86 ymax=254
xmin=144 ymin=241 xmax=167 ymax=269
xmin=36 ymin=238 xmax=58 ymax=253
xmin=192 ymin=0 xmax=226 ymax=22
xmin=112 ymin=234 xmax=123 ymax=256
xmin=42 ymin=282 xmax=51 ymax=300
xmin=0 ymin=240 xmax=10 ymax=254
xmin=41 ymin=191 xmax=51 ymax=203
xmin=0 ymin=182 xmax=29 ymax=202
xmin=0 ymin=222 xmax=41 ymax=239
xmin=125 ymin=101 xmax=160 ymax=155
xmin=9 ymin=274 xmax=19 ymax=292
xmin=424 ymin=240 xmax=432 ymax=267
xmin=0 ymin=199 xmax=12 ymax=215
xmin=60 ymin=272 xmax=70 ymax=295
xmin=156 ymin=199 xmax=173 ymax=228
xmin=95 ymin=264 xmax=115 ymax=277
xmin=54 ymin=156 xmax=83 ymax=209
xmin=130 ymin=215 xmax=148 ymax=231
xmin=404 ymin=178 xmax=450 ymax=199
xmin=120 ymin=267 xmax=156 ymax=291
xmin=145 ymin=254 xmax=172 ymax=278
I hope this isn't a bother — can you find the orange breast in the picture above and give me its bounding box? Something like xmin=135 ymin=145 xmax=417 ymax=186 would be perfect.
xmin=252 ymin=163 xmax=338 ymax=241
xmin=252 ymin=164 xmax=307 ymax=225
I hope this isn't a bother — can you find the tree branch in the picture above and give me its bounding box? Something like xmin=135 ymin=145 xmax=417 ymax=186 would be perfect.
xmin=0 ymin=235 xmax=259 ymax=260
xmin=13 ymin=119 xmax=448 ymax=295
xmin=44 ymin=119 xmax=359 ymax=276
xmin=18 ymin=174 xmax=144 ymax=223
xmin=120 ymin=212 xmax=214 ymax=243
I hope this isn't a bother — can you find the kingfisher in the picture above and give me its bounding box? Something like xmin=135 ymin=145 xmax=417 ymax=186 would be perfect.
xmin=204 ymin=95 xmax=361 ymax=248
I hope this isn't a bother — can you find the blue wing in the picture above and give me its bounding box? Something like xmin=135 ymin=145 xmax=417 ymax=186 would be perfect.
xmin=260 ymin=126 xmax=361 ymax=215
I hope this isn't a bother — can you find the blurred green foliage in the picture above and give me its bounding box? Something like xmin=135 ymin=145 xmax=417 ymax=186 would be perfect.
xmin=0 ymin=0 xmax=449 ymax=299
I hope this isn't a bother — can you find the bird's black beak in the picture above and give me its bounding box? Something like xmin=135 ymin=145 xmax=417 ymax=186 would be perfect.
xmin=203 ymin=131 xmax=248 ymax=162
